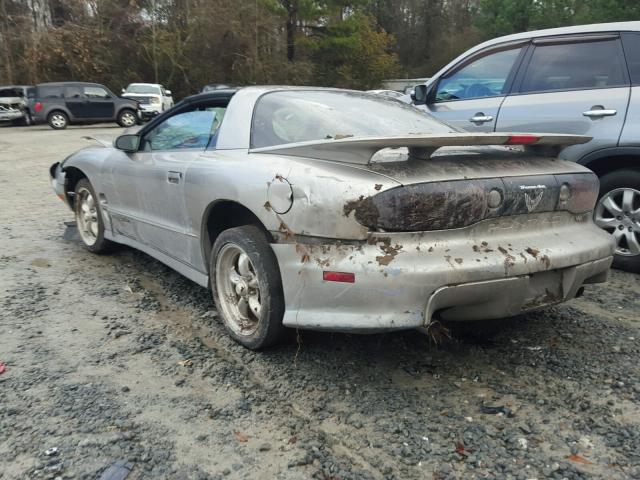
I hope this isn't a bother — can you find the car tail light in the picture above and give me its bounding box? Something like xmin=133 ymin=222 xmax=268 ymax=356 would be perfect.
xmin=323 ymin=271 xmax=355 ymax=283
xmin=34 ymin=102 xmax=43 ymax=113
xmin=348 ymin=173 xmax=599 ymax=232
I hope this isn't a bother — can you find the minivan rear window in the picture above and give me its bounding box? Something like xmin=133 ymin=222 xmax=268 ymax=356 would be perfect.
xmin=38 ymin=86 xmax=63 ymax=98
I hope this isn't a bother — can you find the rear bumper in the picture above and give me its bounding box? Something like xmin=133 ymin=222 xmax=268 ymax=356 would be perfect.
xmin=271 ymin=211 xmax=615 ymax=332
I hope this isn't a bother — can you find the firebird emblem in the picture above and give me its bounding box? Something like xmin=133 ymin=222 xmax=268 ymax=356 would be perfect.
xmin=519 ymin=184 xmax=546 ymax=212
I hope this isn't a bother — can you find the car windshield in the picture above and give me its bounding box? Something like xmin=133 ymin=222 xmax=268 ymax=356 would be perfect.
xmin=251 ymin=90 xmax=456 ymax=148
xmin=125 ymin=84 xmax=160 ymax=94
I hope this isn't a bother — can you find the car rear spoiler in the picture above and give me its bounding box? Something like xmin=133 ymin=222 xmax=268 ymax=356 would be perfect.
xmin=249 ymin=133 xmax=591 ymax=164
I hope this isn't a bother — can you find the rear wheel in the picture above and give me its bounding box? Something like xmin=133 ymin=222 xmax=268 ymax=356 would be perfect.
xmin=74 ymin=178 xmax=114 ymax=253
xmin=117 ymin=109 xmax=137 ymax=128
xmin=210 ymin=226 xmax=287 ymax=350
xmin=594 ymin=169 xmax=640 ymax=273
xmin=48 ymin=111 xmax=68 ymax=129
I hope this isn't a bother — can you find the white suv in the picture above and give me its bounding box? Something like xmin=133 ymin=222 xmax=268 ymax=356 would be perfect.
xmin=122 ymin=83 xmax=173 ymax=119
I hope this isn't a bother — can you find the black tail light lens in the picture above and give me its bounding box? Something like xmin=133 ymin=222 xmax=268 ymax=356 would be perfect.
xmin=348 ymin=173 xmax=599 ymax=232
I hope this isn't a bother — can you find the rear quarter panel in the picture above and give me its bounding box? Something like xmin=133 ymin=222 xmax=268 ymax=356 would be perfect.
xmin=182 ymin=150 xmax=400 ymax=267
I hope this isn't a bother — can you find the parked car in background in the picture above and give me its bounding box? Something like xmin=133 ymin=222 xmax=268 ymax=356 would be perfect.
xmin=366 ymin=89 xmax=405 ymax=99
xmin=0 ymin=85 xmax=34 ymax=126
xmin=33 ymin=82 xmax=141 ymax=130
xmin=50 ymin=86 xmax=614 ymax=350
xmin=411 ymin=22 xmax=640 ymax=272
xmin=122 ymin=83 xmax=173 ymax=120
xmin=201 ymin=83 xmax=233 ymax=93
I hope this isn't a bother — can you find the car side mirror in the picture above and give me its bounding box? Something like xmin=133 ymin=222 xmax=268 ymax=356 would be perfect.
xmin=121 ymin=88 xmax=125 ymax=94
xmin=412 ymin=85 xmax=428 ymax=105
xmin=165 ymin=90 xmax=172 ymax=96
xmin=115 ymin=134 xmax=140 ymax=153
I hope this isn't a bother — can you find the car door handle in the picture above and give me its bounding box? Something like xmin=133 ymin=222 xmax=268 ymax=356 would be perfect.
xmin=583 ymin=108 xmax=617 ymax=118
xmin=469 ymin=113 xmax=494 ymax=123
xmin=167 ymin=171 xmax=182 ymax=184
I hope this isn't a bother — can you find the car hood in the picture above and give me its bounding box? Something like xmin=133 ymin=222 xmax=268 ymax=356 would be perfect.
xmin=0 ymin=96 xmax=25 ymax=105
xmin=122 ymin=93 xmax=160 ymax=97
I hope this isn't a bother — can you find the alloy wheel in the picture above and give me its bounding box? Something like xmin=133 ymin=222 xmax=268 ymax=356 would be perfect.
xmin=120 ymin=111 xmax=136 ymax=127
xmin=50 ymin=113 xmax=66 ymax=128
xmin=215 ymin=244 xmax=262 ymax=336
xmin=76 ymin=187 xmax=99 ymax=246
xmin=594 ymin=187 xmax=640 ymax=256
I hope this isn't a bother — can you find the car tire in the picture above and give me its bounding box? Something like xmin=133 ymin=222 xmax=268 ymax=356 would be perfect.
xmin=210 ymin=225 xmax=287 ymax=350
xmin=48 ymin=111 xmax=68 ymax=130
xmin=594 ymin=169 xmax=640 ymax=273
xmin=74 ymin=178 xmax=114 ymax=254
xmin=117 ymin=109 xmax=137 ymax=128
xmin=21 ymin=111 xmax=32 ymax=126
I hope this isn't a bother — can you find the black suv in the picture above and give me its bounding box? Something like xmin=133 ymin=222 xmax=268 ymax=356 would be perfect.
xmin=33 ymin=82 xmax=141 ymax=129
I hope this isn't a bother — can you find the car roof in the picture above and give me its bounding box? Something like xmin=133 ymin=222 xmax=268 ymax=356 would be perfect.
xmin=36 ymin=82 xmax=105 ymax=87
xmin=127 ymin=83 xmax=161 ymax=87
xmin=455 ymin=21 xmax=640 ymax=60
xmin=183 ymin=85 xmax=369 ymax=105
xmin=181 ymin=89 xmax=240 ymax=104
xmin=428 ymin=21 xmax=640 ymax=85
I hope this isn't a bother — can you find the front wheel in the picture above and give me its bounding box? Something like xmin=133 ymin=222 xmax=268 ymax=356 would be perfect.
xmin=117 ymin=109 xmax=137 ymax=128
xmin=210 ymin=226 xmax=286 ymax=350
xmin=74 ymin=178 xmax=114 ymax=253
xmin=594 ymin=169 xmax=640 ymax=272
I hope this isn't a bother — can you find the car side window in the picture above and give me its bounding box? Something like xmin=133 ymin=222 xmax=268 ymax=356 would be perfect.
xmin=434 ymin=47 xmax=523 ymax=102
xmin=622 ymin=32 xmax=640 ymax=85
xmin=65 ymin=86 xmax=84 ymax=99
xmin=143 ymin=107 xmax=226 ymax=151
xmin=84 ymin=86 xmax=111 ymax=99
xmin=39 ymin=86 xmax=63 ymax=98
xmin=520 ymin=40 xmax=628 ymax=93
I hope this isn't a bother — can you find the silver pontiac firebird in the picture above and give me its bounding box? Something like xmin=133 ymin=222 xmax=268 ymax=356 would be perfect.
xmin=50 ymin=86 xmax=615 ymax=349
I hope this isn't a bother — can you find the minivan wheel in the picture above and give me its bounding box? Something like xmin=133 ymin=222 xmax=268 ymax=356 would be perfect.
xmin=117 ymin=109 xmax=137 ymax=128
xmin=48 ymin=111 xmax=68 ymax=129
xmin=594 ymin=169 xmax=640 ymax=273
xmin=74 ymin=178 xmax=114 ymax=254
xmin=210 ymin=226 xmax=287 ymax=350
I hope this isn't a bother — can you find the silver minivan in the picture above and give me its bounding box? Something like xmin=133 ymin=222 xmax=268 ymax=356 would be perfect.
xmin=411 ymin=22 xmax=640 ymax=272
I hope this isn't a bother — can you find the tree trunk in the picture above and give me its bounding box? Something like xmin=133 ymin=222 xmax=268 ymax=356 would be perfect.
xmin=0 ymin=0 xmax=14 ymax=84
xmin=283 ymin=0 xmax=298 ymax=62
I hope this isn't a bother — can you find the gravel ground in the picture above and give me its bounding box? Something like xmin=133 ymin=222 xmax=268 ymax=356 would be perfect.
xmin=1 ymin=125 xmax=639 ymax=480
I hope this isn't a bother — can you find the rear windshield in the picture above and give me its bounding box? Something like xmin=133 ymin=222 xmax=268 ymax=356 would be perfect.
xmin=251 ymin=90 xmax=456 ymax=148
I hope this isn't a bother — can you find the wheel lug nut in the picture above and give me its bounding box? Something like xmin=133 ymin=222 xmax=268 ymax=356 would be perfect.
xmin=616 ymin=216 xmax=622 ymax=220
xmin=618 ymin=225 xmax=625 ymax=230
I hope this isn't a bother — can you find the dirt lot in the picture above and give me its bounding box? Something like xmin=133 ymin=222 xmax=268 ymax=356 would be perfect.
xmin=1 ymin=124 xmax=639 ymax=480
